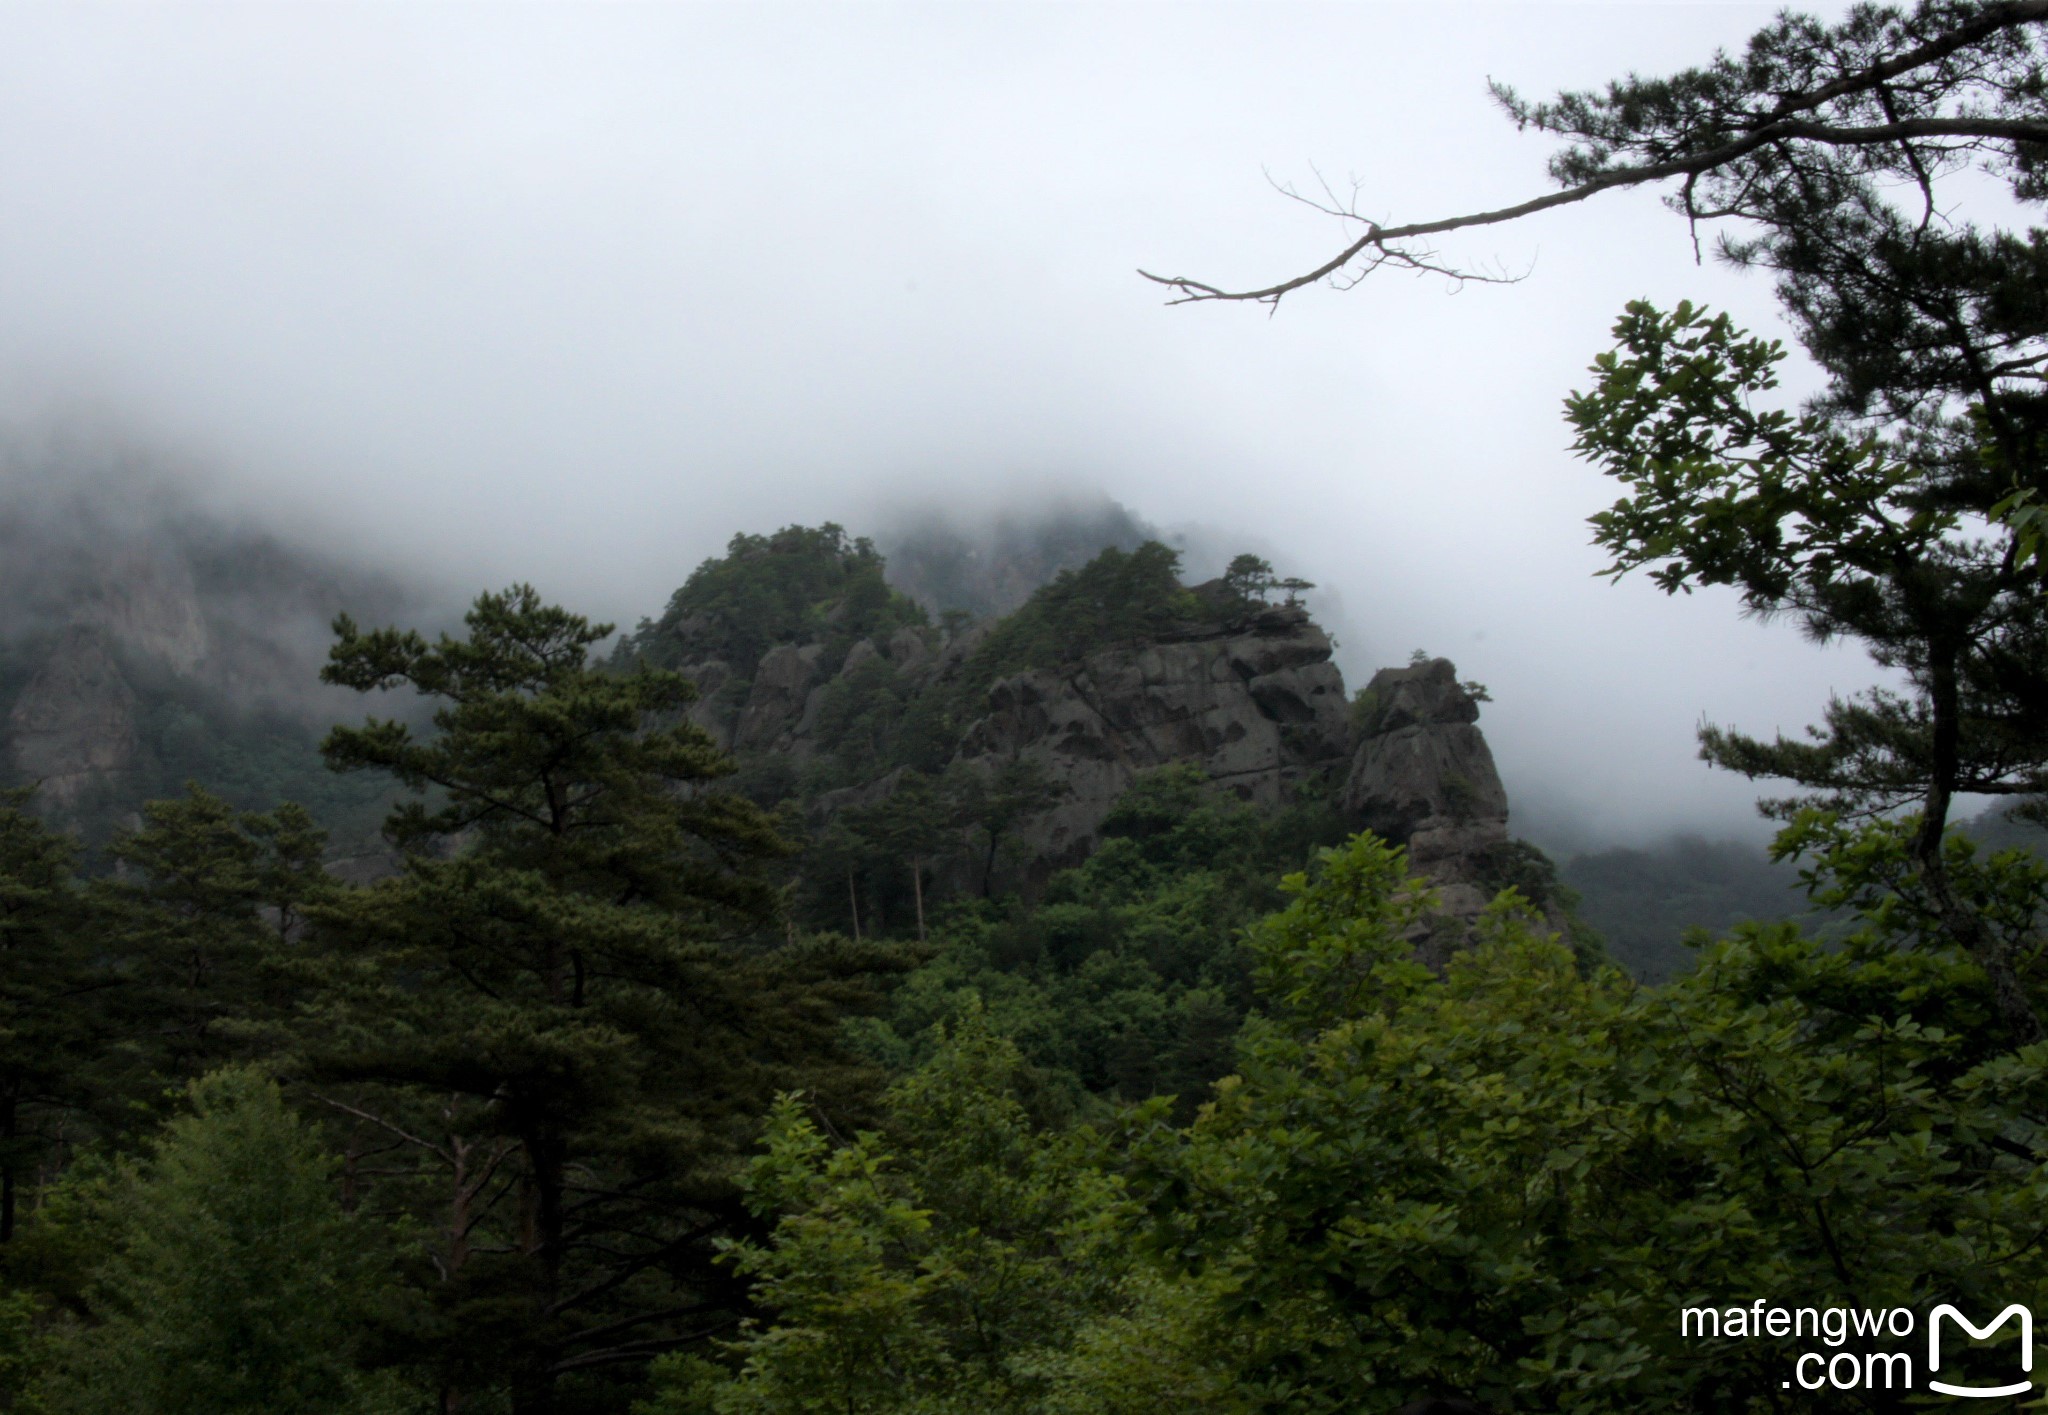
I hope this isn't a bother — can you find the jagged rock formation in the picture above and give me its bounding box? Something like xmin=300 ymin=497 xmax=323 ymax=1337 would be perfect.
xmin=658 ymin=596 xmax=1353 ymax=887
xmin=1341 ymin=658 xmax=1519 ymax=949
xmin=953 ymin=605 xmax=1349 ymax=876
xmin=654 ymin=537 xmax=1530 ymax=926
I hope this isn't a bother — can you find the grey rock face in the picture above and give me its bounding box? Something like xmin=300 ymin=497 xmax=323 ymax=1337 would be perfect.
xmin=666 ymin=603 xmax=1355 ymax=889
xmin=1340 ymin=660 xmax=1507 ymax=840
xmin=731 ymin=643 xmax=825 ymax=753
xmin=1338 ymin=658 xmax=1531 ymax=946
xmin=4 ymin=543 xmax=208 ymax=809
xmin=679 ymin=659 xmax=738 ymax=750
xmin=78 ymin=546 xmax=211 ymax=673
xmin=8 ymin=626 xmax=141 ymax=805
xmin=950 ymin=606 xmax=1353 ymax=881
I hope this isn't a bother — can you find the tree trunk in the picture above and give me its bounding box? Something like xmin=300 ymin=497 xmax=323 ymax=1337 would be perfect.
xmin=848 ymin=868 xmax=861 ymax=942
xmin=1 ymin=1091 xmax=15 ymax=1244
xmin=511 ymin=1127 xmax=568 ymax=1415
xmin=1919 ymin=639 xmax=2044 ymax=1045
xmin=440 ymin=1130 xmax=480 ymax=1415
xmin=912 ymin=858 xmax=926 ymax=942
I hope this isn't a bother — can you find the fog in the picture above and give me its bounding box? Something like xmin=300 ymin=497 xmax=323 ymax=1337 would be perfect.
xmin=0 ymin=1 xmax=1889 ymax=847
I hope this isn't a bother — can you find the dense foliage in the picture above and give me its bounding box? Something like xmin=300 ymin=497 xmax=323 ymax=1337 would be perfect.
xmin=846 ymin=766 xmax=1350 ymax=1113
xmin=623 ymin=525 xmax=927 ymax=682
xmin=35 ymin=1068 xmax=404 ymax=1415
xmin=660 ymin=823 xmax=2048 ymax=1415
xmin=0 ymin=589 xmax=914 ymax=1415
xmin=963 ymin=542 xmax=1198 ymax=682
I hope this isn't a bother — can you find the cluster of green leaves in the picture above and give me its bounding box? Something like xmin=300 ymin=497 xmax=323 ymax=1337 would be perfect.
xmin=667 ymin=818 xmax=2048 ymax=1414
xmin=640 ymin=1013 xmax=1132 ymax=1415
xmin=0 ymin=786 xmax=396 ymax=1412
xmin=624 ymin=524 xmax=927 ymax=680
xmin=0 ymin=783 xmax=329 ymax=1251
xmin=1571 ymin=294 xmax=2048 ymax=1040
xmin=964 ymin=542 xmax=1196 ymax=684
xmin=801 ymin=758 xmax=1070 ymax=941
xmin=24 ymin=1069 xmax=407 ymax=1415
xmin=846 ymin=767 xmax=1352 ymax=1111
xmin=1217 ymin=553 xmax=1314 ymax=611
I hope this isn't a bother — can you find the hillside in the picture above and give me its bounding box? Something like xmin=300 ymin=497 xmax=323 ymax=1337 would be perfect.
xmin=0 ymin=495 xmax=1797 ymax=978
xmin=0 ymin=482 xmax=421 ymax=853
xmin=616 ymin=524 xmax=1564 ymax=946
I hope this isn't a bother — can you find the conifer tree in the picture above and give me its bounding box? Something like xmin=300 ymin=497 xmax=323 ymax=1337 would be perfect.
xmin=308 ymin=585 xmax=893 ymax=1414
xmin=93 ymin=785 xmax=335 ymax=1091
xmin=0 ymin=792 xmax=97 ymax=1247
xmin=947 ymin=756 xmax=1066 ymax=897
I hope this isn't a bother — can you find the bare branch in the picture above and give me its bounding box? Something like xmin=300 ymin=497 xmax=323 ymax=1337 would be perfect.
xmin=1141 ymin=114 xmax=2048 ymax=306
xmin=313 ymin=1093 xmax=452 ymax=1164
xmin=1142 ymin=0 xmax=2048 ymax=306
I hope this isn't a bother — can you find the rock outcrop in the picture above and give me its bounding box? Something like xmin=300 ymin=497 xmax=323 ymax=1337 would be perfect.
xmin=663 ymin=580 xmax=1540 ymax=930
xmin=956 ymin=605 xmax=1351 ymax=877
xmin=668 ymin=601 xmax=1357 ymax=886
xmin=7 ymin=626 xmax=142 ymax=807
xmin=1341 ymin=658 xmax=1515 ymax=947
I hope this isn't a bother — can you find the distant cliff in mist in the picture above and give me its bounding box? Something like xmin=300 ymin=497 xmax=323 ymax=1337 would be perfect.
xmin=0 ymin=472 xmax=420 ymax=847
xmin=872 ymin=496 xmax=1161 ymax=620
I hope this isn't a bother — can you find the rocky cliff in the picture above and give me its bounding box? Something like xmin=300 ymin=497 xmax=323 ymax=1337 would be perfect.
xmin=0 ymin=488 xmax=415 ymax=834
xmin=651 ymin=537 xmax=1537 ymax=933
xmin=4 ymin=541 xmax=207 ymax=809
xmin=950 ymin=604 xmax=1349 ymax=876
xmin=1344 ymin=659 xmax=1510 ymax=909
xmin=7 ymin=625 xmax=143 ymax=807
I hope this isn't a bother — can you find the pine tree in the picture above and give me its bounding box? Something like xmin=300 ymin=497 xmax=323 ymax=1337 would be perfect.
xmin=307 ymin=585 xmax=893 ymax=1414
xmin=946 ymin=756 xmax=1066 ymax=897
xmin=0 ymin=792 xmax=98 ymax=1247
xmin=93 ymin=785 xmax=336 ymax=1091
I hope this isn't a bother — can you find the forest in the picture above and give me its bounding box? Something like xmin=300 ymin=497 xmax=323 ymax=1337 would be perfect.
xmin=3 ymin=3 xmax=2048 ymax=1413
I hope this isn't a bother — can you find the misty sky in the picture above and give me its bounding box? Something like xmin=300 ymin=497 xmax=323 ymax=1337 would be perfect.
xmin=0 ymin=1 xmax=1902 ymax=847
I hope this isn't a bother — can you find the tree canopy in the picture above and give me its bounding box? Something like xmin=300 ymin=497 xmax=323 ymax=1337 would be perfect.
xmin=305 ymin=586 xmax=899 ymax=1414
